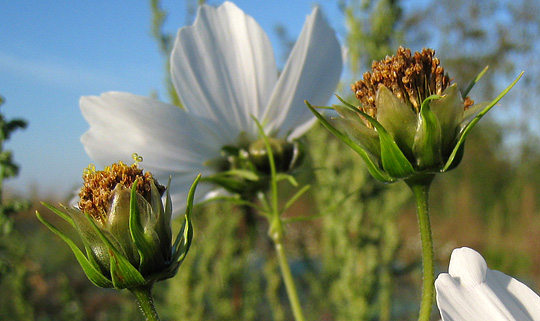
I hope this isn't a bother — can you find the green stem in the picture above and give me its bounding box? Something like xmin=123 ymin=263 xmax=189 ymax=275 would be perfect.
xmin=406 ymin=176 xmax=435 ymax=321
xmin=130 ymin=285 xmax=160 ymax=321
xmin=269 ymin=217 xmax=306 ymax=321
xmin=253 ymin=117 xmax=305 ymax=321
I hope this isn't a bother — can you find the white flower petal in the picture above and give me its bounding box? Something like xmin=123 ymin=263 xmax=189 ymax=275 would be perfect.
xmin=171 ymin=1 xmax=278 ymax=142
xmin=80 ymin=92 xmax=224 ymax=216
xmin=263 ymin=6 xmax=342 ymax=140
xmin=436 ymin=247 xmax=540 ymax=321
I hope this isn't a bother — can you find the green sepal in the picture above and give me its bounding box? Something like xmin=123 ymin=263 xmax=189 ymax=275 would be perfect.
xmin=375 ymin=86 xmax=417 ymax=158
xmin=128 ymin=179 xmax=163 ymax=275
xmin=462 ymin=66 xmax=489 ymax=98
xmin=107 ymin=188 xmax=140 ymax=265
xmin=172 ymin=174 xmax=199 ymax=265
xmin=430 ymin=85 xmax=465 ymax=153
xmin=60 ymin=206 xmax=112 ymax=275
xmin=152 ymin=179 xmax=172 ymax=261
xmin=84 ymin=212 xmax=146 ymax=289
xmin=443 ymin=71 xmax=523 ymax=171
xmin=164 ymin=178 xmax=173 ymax=224
xmin=36 ymin=210 xmax=113 ymax=288
xmin=334 ymin=104 xmax=381 ymax=158
xmin=361 ymin=112 xmax=415 ymax=179
xmin=444 ymin=142 xmax=465 ymax=172
xmin=460 ymin=101 xmax=490 ymax=129
xmin=220 ymin=169 xmax=259 ymax=181
xmin=306 ymin=100 xmax=395 ymax=183
xmin=413 ymin=95 xmax=443 ymax=170
xmin=41 ymin=202 xmax=75 ymax=228
xmin=335 ymin=97 xmax=415 ymax=179
xmin=202 ymin=169 xmax=259 ymax=194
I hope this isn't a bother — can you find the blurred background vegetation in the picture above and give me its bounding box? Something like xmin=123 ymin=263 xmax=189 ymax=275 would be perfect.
xmin=2 ymin=0 xmax=540 ymax=320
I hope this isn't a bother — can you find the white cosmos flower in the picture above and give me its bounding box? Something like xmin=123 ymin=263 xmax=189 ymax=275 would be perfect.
xmin=435 ymin=247 xmax=540 ymax=321
xmin=80 ymin=1 xmax=342 ymax=217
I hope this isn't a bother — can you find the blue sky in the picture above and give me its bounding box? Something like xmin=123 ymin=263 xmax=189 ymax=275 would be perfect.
xmin=0 ymin=1 xmax=346 ymax=198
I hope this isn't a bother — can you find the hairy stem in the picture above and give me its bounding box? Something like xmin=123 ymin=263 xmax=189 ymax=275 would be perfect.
xmin=406 ymin=176 xmax=435 ymax=321
xmin=130 ymin=285 xmax=160 ymax=321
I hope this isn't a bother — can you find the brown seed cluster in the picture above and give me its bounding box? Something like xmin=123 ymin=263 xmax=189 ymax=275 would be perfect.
xmin=78 ymin=162 xmax=165 ymax=223
xmin=352 ymin=47 xmax=473 ymax=119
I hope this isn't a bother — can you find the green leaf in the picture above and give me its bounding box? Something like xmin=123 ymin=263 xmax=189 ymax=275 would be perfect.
xmin=84 ymin=212 xmax=146 ymax=289
xmin=275 ymin=173 xmax=298 ymax=187
xmin=443 ymin=71 xmax=523 ymax=171
xmin=36 ymin=211 xmax=113 ymax=288
xmin=306 ymin=100 xmax=395 ymax=183
xmin=413 ymin=95 xmax=443 ymax=169
xmin=282 ymin=185 xmax=311 ymax=214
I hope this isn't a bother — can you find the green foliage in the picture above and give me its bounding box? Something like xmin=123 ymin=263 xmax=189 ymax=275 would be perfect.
xmin=0 ymin=95 xmax=32 ymax=320
xmin=307 ymin=124 xmax=410 ymax=321
xmin=163 ymin=202 xmax=273 ymax=320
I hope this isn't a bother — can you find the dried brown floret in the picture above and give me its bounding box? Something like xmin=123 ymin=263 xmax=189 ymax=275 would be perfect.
xmin=351 ymin=47 xmax=474 ymax=119
xmin=78 ymin=162 xmax=165 ymax=222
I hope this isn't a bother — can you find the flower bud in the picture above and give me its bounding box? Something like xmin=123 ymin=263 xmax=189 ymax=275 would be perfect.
xmin=248 ymin=137 xmax=303 ymax=174
xmin=203 ymin=135 xmax=305 ymax=199
xmin=37 ymin=156 xmax=200 ymax=289
xmin=309 ymin=47 xmax=522 ymax=183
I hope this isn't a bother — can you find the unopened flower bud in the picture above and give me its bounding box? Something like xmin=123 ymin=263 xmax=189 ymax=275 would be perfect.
xmin=248 ymin=137 xmax=303 ymax=173
xmin=37 ymin=155 xmax=200 ymax=290
xmin=309 ymin=47 xmax=522 ymax=183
